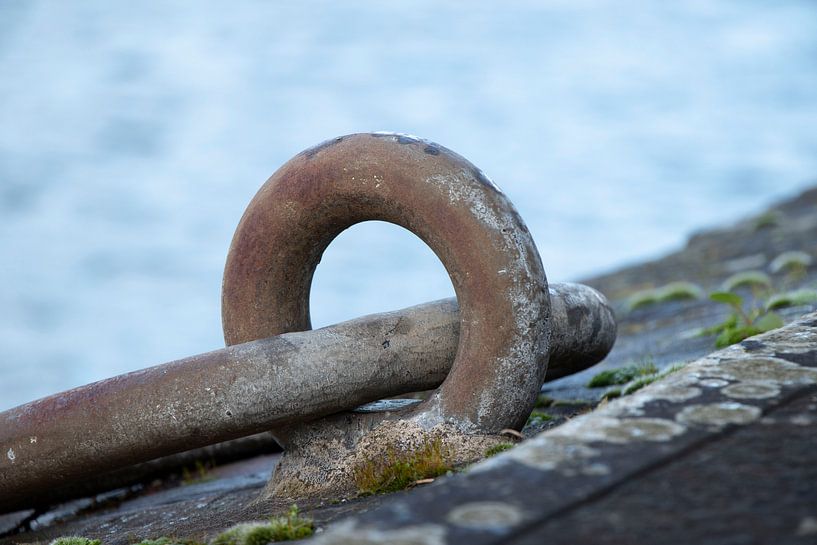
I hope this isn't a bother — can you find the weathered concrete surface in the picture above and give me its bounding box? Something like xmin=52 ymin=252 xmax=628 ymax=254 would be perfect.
xmin=544 ymin=185 xmax=817 ymax=402
xmin=306 ymin=311 xmax=817 ymax=545
xmin=4 ymin=187 xmax=815 ymax=543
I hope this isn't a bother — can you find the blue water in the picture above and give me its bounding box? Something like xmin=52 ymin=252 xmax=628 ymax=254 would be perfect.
xmin=1 ymin=1 xmax=816 ymax=410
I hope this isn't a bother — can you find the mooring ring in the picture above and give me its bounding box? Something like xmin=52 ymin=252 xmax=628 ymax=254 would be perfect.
xmin=222 ymin=132 xmax=550 ymax=433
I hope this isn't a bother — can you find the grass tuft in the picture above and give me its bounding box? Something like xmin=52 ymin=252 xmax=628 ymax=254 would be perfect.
xmin=623 ymin=376 xmax=658 ymax=395
xmin=354 ymin=437 xmax=452 ymax=495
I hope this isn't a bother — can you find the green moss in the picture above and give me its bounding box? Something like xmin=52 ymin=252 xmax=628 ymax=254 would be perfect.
xmin=212 ymin=523 xmax=266 ymax=545
xmin=134 ymin=539 xmax=205 ymax=545
xmin=51 ymin=539 xmax=101 ymax=545
xmin=212 ymin=506 xmax=313 ymax=545
xmin=354 ymin=437 xmax=452 ymax=495
xmin=601 ymin=389 xmax=622 ymax=401
xmin=623 ymin=376 xmax=659 ymax=395
xmin=766 ymin=289 xmax=817 ymax=310
xmin=722 ymin=270 xmax=772 ymax=292
xmin=597 ymin=362 xmax=687 ymax=400
xmin=587 ymin=362 xmax=658 ymax=388
xmin=534 ymin=394 xmax=554 ymax=408
xmin=484 ymin=443 xmax=515 ymax=457
xmin=551 ymin=398 xmax=593 ymax=407
xmin=526 ymin=410 xmax=553 ymax=426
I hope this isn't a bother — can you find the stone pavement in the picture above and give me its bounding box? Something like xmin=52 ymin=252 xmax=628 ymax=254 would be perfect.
xmin=309 ymin=312 xmax=817 ymax=544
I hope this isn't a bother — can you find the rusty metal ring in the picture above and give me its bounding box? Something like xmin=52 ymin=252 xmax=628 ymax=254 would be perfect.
xmin=222 ymin=132 xmax=550 ymax=433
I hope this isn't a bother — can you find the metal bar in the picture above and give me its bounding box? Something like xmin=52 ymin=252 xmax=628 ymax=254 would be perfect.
xmin=0 ymin=282 xmax=614 ymax=513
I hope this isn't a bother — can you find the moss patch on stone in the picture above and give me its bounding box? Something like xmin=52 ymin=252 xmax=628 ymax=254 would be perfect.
xmin=626 ymin=281 xmax=704 ymax=311
xmin=212 ymin=506 xmax=313 ymax=545
xmin=526 ymin=410 xmax=553 ymax=426
xmin=354 ymin=437 xmax=452 ymax=495
xmin=50 ymin=538 xmax=101 ymax=545
xmin=484 ymin=443 xmax=515 ymax=457
xmin=134 ymin=539 xmax=205 ymax=545
xmin=587 ymin=362 xmax=658 ymax=388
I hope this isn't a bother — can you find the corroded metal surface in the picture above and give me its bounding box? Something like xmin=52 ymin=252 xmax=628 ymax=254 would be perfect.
xmin=223 ymin=132 xmax=550 ymax=433
xmin=0 ymin=283 xmax=613 ymax=513
xmin=0 ymin=133 xmax=616 ymax=512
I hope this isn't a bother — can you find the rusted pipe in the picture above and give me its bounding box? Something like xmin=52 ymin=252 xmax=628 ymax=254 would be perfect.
xmin=0 ymin=283 xmax=613 ymax=513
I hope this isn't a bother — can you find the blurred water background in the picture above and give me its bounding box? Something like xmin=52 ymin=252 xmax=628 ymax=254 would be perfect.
xmin=1 ymin=0 xmax=816 ymax=410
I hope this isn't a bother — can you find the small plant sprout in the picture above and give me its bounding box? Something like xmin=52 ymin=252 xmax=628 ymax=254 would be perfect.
xmin=721 ymin=271 xmax=773 ymax=294
xmin=769 ymin=250 xmax=812 ymax=285
xmin=626 ymin=281 xmax=704 ymax=311
xmin=627 ymin=289 xmax=658 ymax=311
xmin=212 ymin=505 xmax=314 ymax=545
xmin=50 ymin=538 xmax=102 ymax=545
xmin=354 ymin=437 xmax=452 ymax=495
xmin=484 ymin=443 xmax=515 ymax=457
xmin=724 ymin=271 xmax=774 ymax=296
xmin=706 ymin=291 xmax=784 ymax=348
xmin=766 ymin=289 xmax=817 ymax=311
xmin=656 ymin=281 xmax=705 ymax=302
xmin=769 ymin=250 xmax=812 ymax=274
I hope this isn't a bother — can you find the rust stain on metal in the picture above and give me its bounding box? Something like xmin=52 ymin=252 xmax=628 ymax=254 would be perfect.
xmin=0 ymin=132 xmax=617 ymax=511
xmin=222 ymin=132 xmax=551 ymax=433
